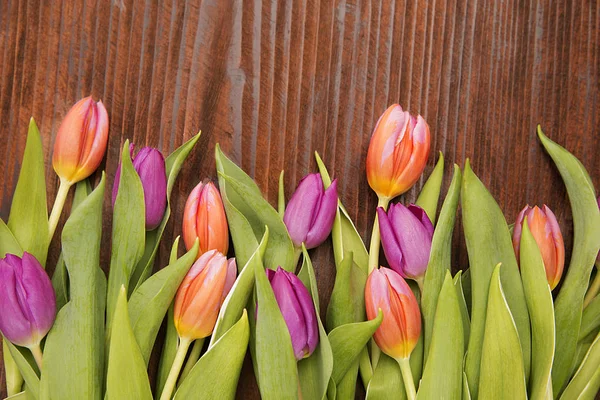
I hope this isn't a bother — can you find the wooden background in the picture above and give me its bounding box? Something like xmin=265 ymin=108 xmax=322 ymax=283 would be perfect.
xmin=1 ymin=0 xmax=599 ymax=398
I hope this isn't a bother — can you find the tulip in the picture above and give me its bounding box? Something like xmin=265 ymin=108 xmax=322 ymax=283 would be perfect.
xmin=0 ymin=252 xmax=56 ymax=368
xmin=365 ymin=267 xmax=421 ymax=400
xmin=283 ymin=174 xmax=338 ymax=249
xmin=377 ymin=203 xmax=433 ymax=287
xmin=267 ymin=267 xmax=319 ymax=360
xmin=366 ymin=104 xmax=431 ymax=200
xmin=161 ymin=250 xmax=236 ymax=400
xmin=49 ymin=96 xmax=109 ymax=241
xmin=512 ymin=205 xmax=565 ymax=290
xmin=182 ymin=181 xmax=229 ymax=258
xmin=112 ymin=144 xmax=167 ymax=230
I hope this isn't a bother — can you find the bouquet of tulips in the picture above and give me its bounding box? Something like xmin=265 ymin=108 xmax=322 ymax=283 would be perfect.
xmin=1 ymin=97 xmax=600 ymax=400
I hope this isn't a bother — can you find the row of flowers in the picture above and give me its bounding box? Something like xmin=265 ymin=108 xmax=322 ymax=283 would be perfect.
xmin=1 ymin=98 xmax=599 ymax=400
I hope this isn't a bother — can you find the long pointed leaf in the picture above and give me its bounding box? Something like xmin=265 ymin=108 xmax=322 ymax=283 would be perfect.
xmin=416 ymin=152 xmax=445 ymax=225
xmin=537 ymin=127 xmax=600 ymax=394
xmin=365 ymin=354 xmax=406 ymax=400
xmin=560 ymin=330 xmax=600 ymax=400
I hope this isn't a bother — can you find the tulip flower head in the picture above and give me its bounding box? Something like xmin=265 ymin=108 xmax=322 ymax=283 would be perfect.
xmin=378 ymin=203 xmax=433 ymax=284
xmin=112 ymin=144 xmax=167 ymax=230
xmin=182 ymin=181 xmax=229 ymax=258
xmin=365 ymin=267 xmax=421 ymax=360
xmin=513 ymin=205 xmax=565 ymax=290
xmin=283 ymin=174 xmax=338 ymax=249
xmin=366 ymin=104 xmax=431 ymax=200
xmin=0 ymin=252 xmax=56 ymax=348
xmin=52 ymin=96 xmax=109 ymax=184
xmin=267 ymin=267 xmax=318 ymax=360
xmin=174 ymin=250 xmax=236 ymax=340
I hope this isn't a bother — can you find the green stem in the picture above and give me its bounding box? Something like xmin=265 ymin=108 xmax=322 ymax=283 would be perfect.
xmin=178 ymin=338 xmax=205 ymax=385
xmin=583 ymin=263 xmax=600 ymax=308
xmin=368 ymin=196 xmax=391 ymax=274
xmin=397 ymin=357 xmax=417 ymax=400
xmin=160 ymin=337 xmax=192 ymax=400
xmin=48 ymin=178 xmax=72 ymax=242
xmin=28 ymin=342 xmax=43 ymax=370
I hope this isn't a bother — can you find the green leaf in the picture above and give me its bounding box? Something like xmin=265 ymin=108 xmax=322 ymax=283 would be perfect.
xmin=520 ymin=220 xmax=555 ymax=400
xmin=278 ymin=170 xmax=285 ymax=218
xmin=52 ymin=180 xmax=92 ymax=311
xmin=478 ymin=264 xmax=527 ymax=400
xmin=326 ymin=252 xmax=367 ymax=330
xmin=5 ymin=390 xmax=34 ymax=400
xmin=560 ymin=330 xmax=600 ymax=400
xmin=462 ymin=160 xmax=531 ymax=395
xmin=365 ymin=354 xmax=406 ymax=400
xmin=253 ymin=227 xmax=299 ymax=400
xmin=453 ymin=271 xmax=470 ymax=352
xmin=537 ymin=127 xmax=600 ymax=394
xmin=0 ymin=218 xmax=23 ymax=257
xmin=297 ymin=247 xmax=334 ymax=400
xmin=106 ymin=141 xmax=146 ymax=337
xmin=5 ymin=340 xmax=39 ymax=398
xmin=416 ymin=152 xmax=445 ymax=225
xmin=8 ymin=118 xmax=49 ymax=266
xmin=315 ymin=152 xmax=368 ymax=274
xmin=216 ymin=145 xmax=295 ymax=271
xmin=128 ymin=239 xmax=198 ymax=364
xmin=39 ymin=175 xmax=106 ymax=400
xmin=421 ymin=165 xmax=461 ymax=363
xmin=3 ymin=339 xmax=24 ymax=397
xmin=105 ymin=287 xmax=152 ymax=400
xmin=336 ymin=363 xmax=360 ymax=400
xmin=130 ymin=132 xmax=201 ymax=290
xmin=210 ymin=230 xmax=268 ymax=345
xmin=174 ymin=311 xmax=250 ymax=400
xmin=462 ymin=373 xmax=471 ymax=400
xmin=329 ymin=311 xmax=382 ymax=383
xmin=580 ymin=295 xmax=600 ymax=341
xmin=417 ymin=271 xmax=464 ymax=400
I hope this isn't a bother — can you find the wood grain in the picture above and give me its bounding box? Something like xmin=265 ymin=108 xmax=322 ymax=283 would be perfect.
xmin=0 ymin=0 xmax=599 ymax=398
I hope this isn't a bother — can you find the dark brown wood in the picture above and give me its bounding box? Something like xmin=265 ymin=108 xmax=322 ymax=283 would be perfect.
xmin=0 ymin=0 xmax=599 ymax=398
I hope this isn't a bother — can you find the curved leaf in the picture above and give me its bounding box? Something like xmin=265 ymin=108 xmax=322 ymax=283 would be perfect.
xmin=417 ymin=272 xmax=464 ymax=400
xmin=8 ymin=118 xmax=48 ymax=266
xmin=40 ymin=175 xmax=106 ymax=400
xmin=537 ymin=127 xmax=600 ymax=394
xmin=416 ymin=152 xmax=445 ymax=225
xmin=478 ymin=264 xmax=527 ymax=400
xmin=129 ymin=239 xmax=198 ymax=364
xmin=174 ymin=311 xmax=250 ymax=400
xmin=520 ymin=220 xmax=555 ymax=399
xmin=580 ymin=294 xmax=600 ymax=341
xmin=105 ymin=287 xmax=152 ymax=400
xmin=106 ymin=141 xmax=146 ymax=336
xmin=329 ymin=311 xmax=382 ymax=383
xmin=462 ymin=161 xmax=531 ymax=395
xmin=130 ymin=132 xmax=201 ymax=290
xmin=326 ymin=252 xmax=367 ymax=330
xmin=421 ymin=165 xmax=461 ymax=363
xmin=560 ymin=330 xmax=600 ymax=400
xmin=5 ymin=340 xmax=39 ymax=398
xmin=365 ymin=354 xmax=406 ymax=400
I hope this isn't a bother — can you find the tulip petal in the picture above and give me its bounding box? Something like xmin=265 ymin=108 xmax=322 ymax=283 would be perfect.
xmin=222 ymin=258 xmax=237 ymax=302
xmin=377 ymin=207 xmax=403 ymax=274
xmin=407 ymin=204 xmax=434 ymax=238
xmin=134 ymin=148 xmax=167 ymax=230
xmin=288 ymin=272 xmax=319 ymax=356
xmin=284 ymin=174 xmax=322 ymax=247
xmin=19 ymin=253 xmax=56 ymax=340
xmin=390 ymin=204 xmax=432 ymax=279
xmin=305 ymin=179 xmax=338 ymax=248
xmin=512 ymin=205 xmax=529 ymax=258
xmin=0 ymin=259 xmax=32 ymax=346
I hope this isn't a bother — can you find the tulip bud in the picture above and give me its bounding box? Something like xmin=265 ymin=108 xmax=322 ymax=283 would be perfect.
xmin=366 ymin=105 xmax=431 ymax=199
xmin=378 ymin=203 xmax=433 ymax=284
xmin=182 ymin=182 xmax=229 ymax=258
xmin=112 ymin=144 xmax=167 ymax=230
xmin=267 ymin=267 xmax=318 ymax=360
xmin=283 ymin=174 xmax=338 ymax=249
xmin=52 ymin=96 xmax=109 ymax=184
xmin=365 ymin=267 xmax=421 ymax=360
xmin=174 ymin=250 xmax=236 ymax=340
xmin=0 ymin=252 xmax=56 ymax=347
xmin=513 ymin=205 xmax=565 ymax=290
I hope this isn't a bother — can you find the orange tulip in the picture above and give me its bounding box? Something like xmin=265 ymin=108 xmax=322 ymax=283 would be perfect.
xmin=173 ymin=250 xmax=236 ymax=340
xmin=52 ymin=96 xmax=109 ymax=184
xmin=365 ymin=267 xmax=421 ymax=360
xmin=366 ymin=104 xmax=431 ymax=199
xmin=182 ymin=181 xmax=229 ymax=258
xmin=513 ymin=205 xmax=565 ymax=290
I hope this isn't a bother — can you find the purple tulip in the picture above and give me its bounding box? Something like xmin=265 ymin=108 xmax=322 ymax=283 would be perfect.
xmin=112 ymin=144 xmax=167 ymax=230
xmin=0 ymin=252 xmax=56 ymax=347
xmin=283 ymin=174 xmax=338 ymax=249
xmin=267 ymin=267 xmax=319 ymax=360
xmin=377 ymin=203 xmax=434 ymax=284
